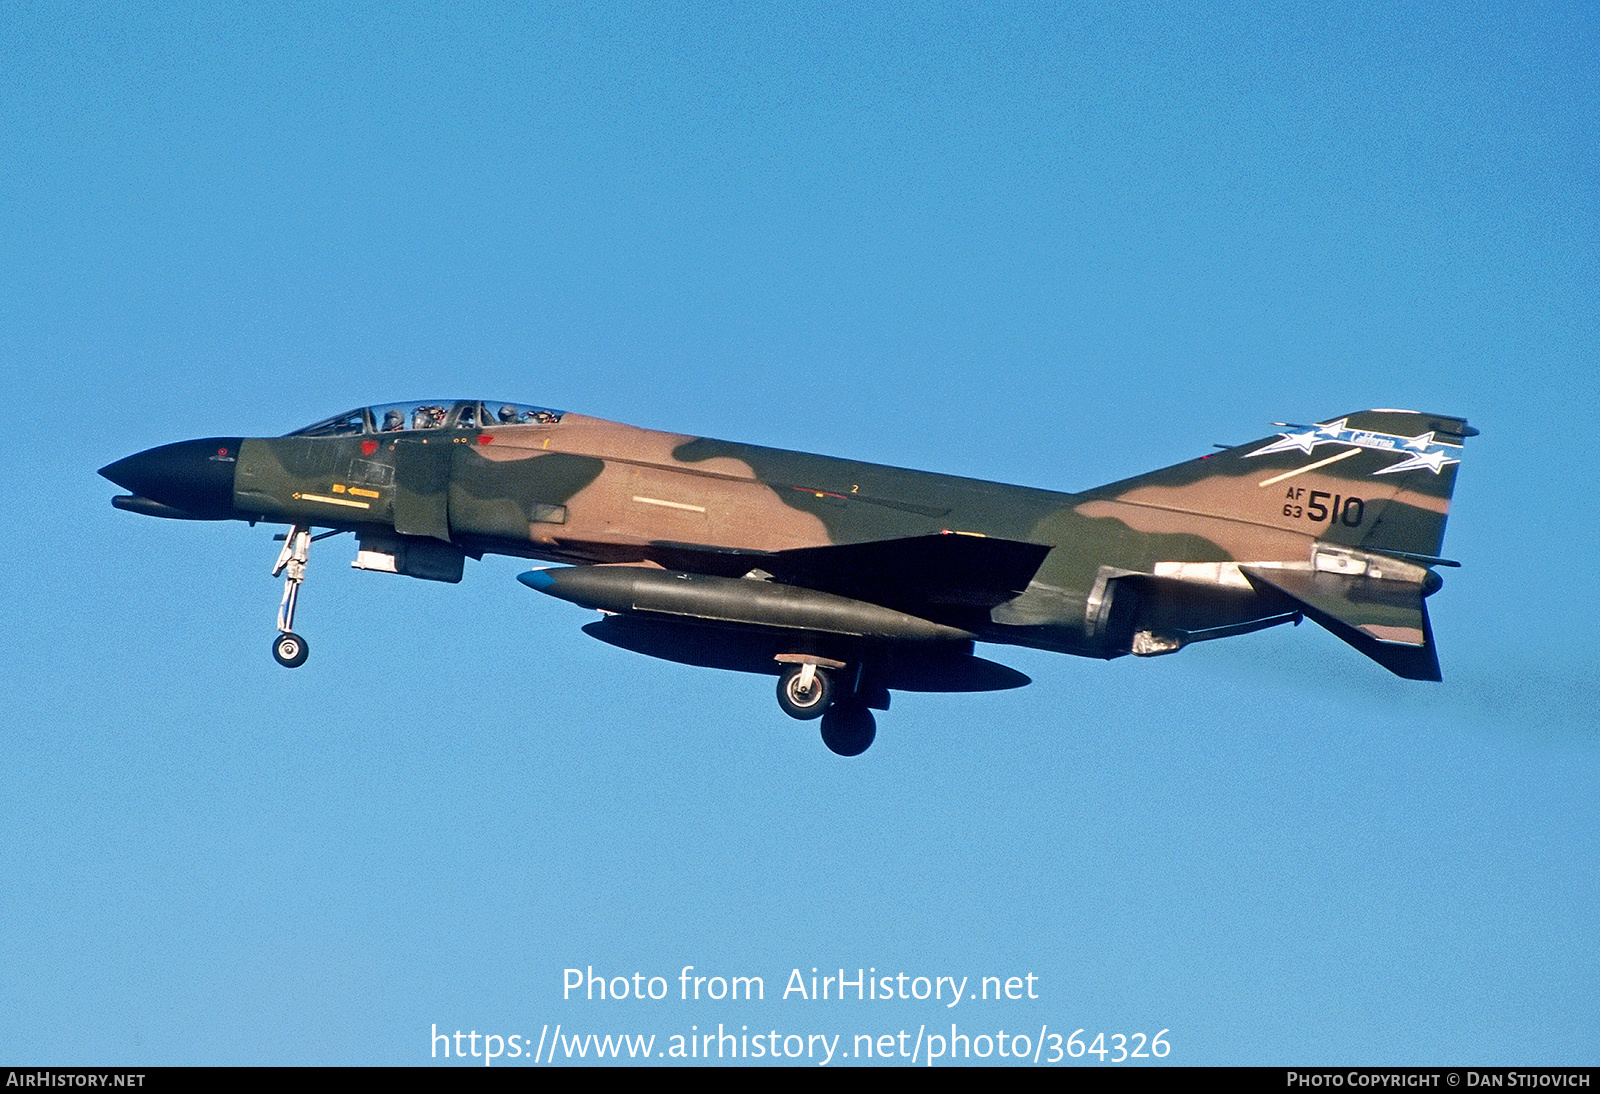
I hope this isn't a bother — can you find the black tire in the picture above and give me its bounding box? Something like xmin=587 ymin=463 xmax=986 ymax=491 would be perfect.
xmin=820 ymin=704 xmax=876 ymax=756
xmin=776 ymin=663 xmax=832 ymax=720
xmin=273 ymin=631 xmax=309 ymax=668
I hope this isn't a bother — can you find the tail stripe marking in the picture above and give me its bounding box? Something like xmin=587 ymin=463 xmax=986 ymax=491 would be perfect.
xmin=1257 ymin=447 xmax=1362 ymax=487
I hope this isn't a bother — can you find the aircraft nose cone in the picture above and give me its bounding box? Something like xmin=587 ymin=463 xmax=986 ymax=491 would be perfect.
xmin=100 ymin=437 xmax=242 ymax=518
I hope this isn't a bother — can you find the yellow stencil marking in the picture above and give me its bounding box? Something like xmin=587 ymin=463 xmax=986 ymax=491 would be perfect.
xmin=296 ymin=493 xmax=371 ymax=510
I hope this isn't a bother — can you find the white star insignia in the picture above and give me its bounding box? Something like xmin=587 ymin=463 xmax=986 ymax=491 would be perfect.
xmin=1246 ymin=425 xmax=1326 ymax=458
xmin=1246 ymin=419 xmax=1461 ymax=476
xmin=1375 ymin=449 xmax=1458 ymax=475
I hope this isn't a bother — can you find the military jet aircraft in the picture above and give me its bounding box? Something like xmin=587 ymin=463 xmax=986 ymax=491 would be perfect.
xmin=101 ymin=401 xmax=1473 ymax=755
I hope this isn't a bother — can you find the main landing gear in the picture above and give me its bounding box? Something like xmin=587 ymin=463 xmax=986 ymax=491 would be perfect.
xmin=775 ymin=657 xmax=879 ymax=756
xmin=776 ymin=660 xmax=833 ymax=719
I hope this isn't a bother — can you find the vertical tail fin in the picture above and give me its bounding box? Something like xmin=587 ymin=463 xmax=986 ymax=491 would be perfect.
xmin=1079 ymin=408 xmax=1474 ymax=563
xmin=1244 ymin=409 xmax=1474 ymax=562
xmin=1077 ymin=409 xmax=1474 ymax=680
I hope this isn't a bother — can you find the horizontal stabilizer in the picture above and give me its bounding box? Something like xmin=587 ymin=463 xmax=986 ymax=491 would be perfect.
xmin=1241 ymin=566 xmax=1441 ymax=681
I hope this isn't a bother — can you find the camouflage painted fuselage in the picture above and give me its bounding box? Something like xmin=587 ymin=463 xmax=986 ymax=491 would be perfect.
xmin=209 ymin=403 xmax=1468 ymax=675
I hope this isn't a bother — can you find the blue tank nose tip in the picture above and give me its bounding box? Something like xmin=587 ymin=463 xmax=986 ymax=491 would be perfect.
xmin=518 ymin=569 xmax=557 ymax=592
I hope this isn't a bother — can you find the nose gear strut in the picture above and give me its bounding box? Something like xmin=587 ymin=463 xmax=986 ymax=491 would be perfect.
xmin=269 ymin=526 xmax=342 ymax=667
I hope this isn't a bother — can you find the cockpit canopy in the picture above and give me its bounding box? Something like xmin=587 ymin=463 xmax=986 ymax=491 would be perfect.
xmin=288 ymin=401 xmax=564 ymax=437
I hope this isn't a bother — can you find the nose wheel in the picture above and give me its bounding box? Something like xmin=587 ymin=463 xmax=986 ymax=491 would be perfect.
xmin=272 ymin=630 xmax=309 ymax=668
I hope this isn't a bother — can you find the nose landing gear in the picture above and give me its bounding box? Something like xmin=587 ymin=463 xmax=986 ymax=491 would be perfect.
xmin=271 ymin=525 xmax=312 ymax=667
xmin=269 ymin=526 xmax=344 ymax=667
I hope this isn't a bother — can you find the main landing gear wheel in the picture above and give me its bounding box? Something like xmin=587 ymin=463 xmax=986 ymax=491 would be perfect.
xmin=272 ymin=631 xmax=309 ymax=668
xmin=776 ymin=663 xmax=832 ymax=720
xmin=820 ymin=703 xmax=876 ymax=756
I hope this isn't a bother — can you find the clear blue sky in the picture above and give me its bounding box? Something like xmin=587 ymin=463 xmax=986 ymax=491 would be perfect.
xmin=2 ymin=0 xmax=1595 ymax=1066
